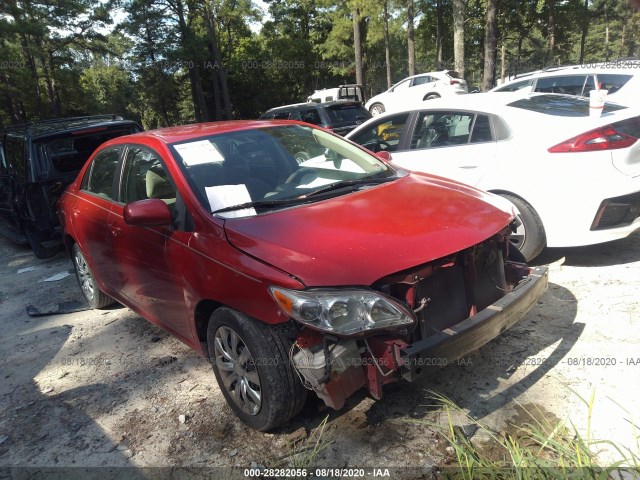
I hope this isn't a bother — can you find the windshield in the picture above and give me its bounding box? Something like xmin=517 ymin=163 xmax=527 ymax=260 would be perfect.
xmin=170 ymin=125 xmax=396 ymax=218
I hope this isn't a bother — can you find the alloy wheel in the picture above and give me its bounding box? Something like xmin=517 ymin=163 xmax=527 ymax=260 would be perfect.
xmin=74 ymin=249 xmax=95 ymax=301
xmin=214 ymin=325 xmax=262 ymax=415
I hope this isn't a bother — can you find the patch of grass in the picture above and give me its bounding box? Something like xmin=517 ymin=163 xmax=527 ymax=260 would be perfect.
xmin=289 ymin=415 xmax=334 ymax=469
xmin=416 ymin=391 xmax=640 ymax=480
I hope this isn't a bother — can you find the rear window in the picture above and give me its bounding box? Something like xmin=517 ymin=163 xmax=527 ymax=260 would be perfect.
xmin=508 ymin=95 xmax=626 ymax=116
xmin=596 ymin=74 xmax=632 ymax=94
xmin=325 ymin=104 xmax=370 ymax=125
xmin=448 ymin=71 xmax=463 ymax=79
xmin=41 ymin=126 xmax=138 ymax=173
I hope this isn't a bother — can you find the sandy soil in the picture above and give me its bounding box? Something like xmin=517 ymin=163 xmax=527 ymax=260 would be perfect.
xmin=0 ymin=231 xmax=639 ymax=478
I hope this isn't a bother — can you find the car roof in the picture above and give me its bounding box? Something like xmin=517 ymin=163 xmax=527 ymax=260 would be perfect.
xmin=494 ymin=65 xmax=639 ymax=88
xmin=349 ymin=93 xmax=639 ymax=143
xmin=265 ymin=100 xmax=362 ymax=112
xmin=1 ymin=115 xmax=139 ymax=139
xmin=108 ymin=120 xmax=308 ymax=145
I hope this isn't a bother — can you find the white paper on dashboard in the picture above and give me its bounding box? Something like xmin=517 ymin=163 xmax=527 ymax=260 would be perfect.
xmin=174 ymin=140 xmax=225 ymax=166
xmin=205 ymin=184 xmax=256 ymax=218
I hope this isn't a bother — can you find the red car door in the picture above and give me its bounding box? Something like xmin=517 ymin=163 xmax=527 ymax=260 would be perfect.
xmin=70 ymin=147 xmax=123 ymax=290
xmin=108 ymin=145 xmax=193 ymax=342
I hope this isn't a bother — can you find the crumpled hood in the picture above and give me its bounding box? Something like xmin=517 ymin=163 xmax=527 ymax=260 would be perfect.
xmin=224 ymin=173 xmax=514 ymax=286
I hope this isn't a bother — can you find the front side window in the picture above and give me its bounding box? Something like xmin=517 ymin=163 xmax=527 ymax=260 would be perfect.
xmin=121 ymin=147 xmax=176 ymax=207
xmin=82 ymin=147 xmax=122 ymax=200
xmin=392 ymin=79 xmax=411 ymax=92
xmin=348 ymin=113 xmax=410 ymax=153
xmin=411 ymin=111 xmax=475 ymax=149
xmin=495 ymin=79 xmax=532 ymax=92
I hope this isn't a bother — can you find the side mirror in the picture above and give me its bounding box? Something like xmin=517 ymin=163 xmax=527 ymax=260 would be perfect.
xmin=375 ymin=151 xmax=392 ymax=162
xmin=124 ymin=198 xmax=172 ymax=227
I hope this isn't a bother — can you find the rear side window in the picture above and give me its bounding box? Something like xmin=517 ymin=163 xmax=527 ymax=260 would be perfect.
xmin=469 ymin=115 xmax=493 ymax=143
xmin=82 ymin=147 xmax=122 ymax=200
xmin=4 ymin=140 xmax=27 ymax=179
xmin=597 ymin=74 xmax=632 ymax=94
xmin=42 ymin=127 xmax=139 ymax=173
xmin=411 ymin=111 xmax=475 ymax=149
xmin=412 ymin=76 xmax=432 ymax=86
xmin=299 ymin=108 xmax=323 ymax=126
xmin=535 ymin=75 xmax=589 ymax=96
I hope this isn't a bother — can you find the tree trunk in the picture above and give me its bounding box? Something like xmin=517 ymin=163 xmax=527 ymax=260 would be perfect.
xmin=547 ymin=0 xmax=556 ymax=65
xmin=604 ymin=0 xmax=609 ymax=61
xmin=501 ymin=43 xmax=505 ymax=84
xmin=174 ymin=0 xmax=206 ymax=122
xmin=436 ymin=0 xmax=444 ymax=69
xmin=383 ymin=0 xmax=392 ymax=88
xmin=579 ymin=0 xmax=589 ymax=64
xmin=482 ymin=0 xmax=498 ymax=91
xmin=453 ymin=0 xmax=466 ymax=77
xmin=353 ymin=7 xmax=364 ymax=88
xmin=407 ymin=0 xmax=415 ymax=76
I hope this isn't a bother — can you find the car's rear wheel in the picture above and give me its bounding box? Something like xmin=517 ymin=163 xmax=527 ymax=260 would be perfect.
xmin=72 ymin=243 xmax=115 ymax=309
xmin=499 ymin=194 xmax=546 ymax=262
xmin=207 ymin=308 xmax=307 ymax=431
xmin=369 ymin=103 xmax=385 ymax=116
xmin=424 ymin=93 xmax=441 ymax=100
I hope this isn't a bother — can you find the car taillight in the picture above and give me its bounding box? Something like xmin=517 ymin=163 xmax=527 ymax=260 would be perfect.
xmin=450 ymin=79 xmax=461 ymax=85
xmin=548 ymin=125 xmax=637 ymax=153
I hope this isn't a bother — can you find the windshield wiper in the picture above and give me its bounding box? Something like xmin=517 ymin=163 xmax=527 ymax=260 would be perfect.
xmin=212 ymin=198 xmax=306 ymax=214
xmin=212 ymin=175 xmax=395 ymax=214
xmin=300 ymin=175 xmax=394 ymax=198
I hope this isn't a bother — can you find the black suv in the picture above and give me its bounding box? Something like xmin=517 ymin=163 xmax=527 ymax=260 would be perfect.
xmin=0 ymin=115 xmax=142 ymax=258
xmin=259 ymin=101 xmax=371 ymax=136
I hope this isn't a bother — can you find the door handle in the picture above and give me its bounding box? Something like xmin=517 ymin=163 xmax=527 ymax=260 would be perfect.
xmin=459 ymin=165 xmax=479 ymax=169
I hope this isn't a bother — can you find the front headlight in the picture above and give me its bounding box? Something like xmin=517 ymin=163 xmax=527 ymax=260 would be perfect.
xmin=270 ymin=286 xmax=415 ymax=336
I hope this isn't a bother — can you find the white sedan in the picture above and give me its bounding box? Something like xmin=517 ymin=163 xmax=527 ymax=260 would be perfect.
xmin=365 ymin=70 xmax=468 ymax=116
xmin=347 ymin=93 xmax=640 ymax=260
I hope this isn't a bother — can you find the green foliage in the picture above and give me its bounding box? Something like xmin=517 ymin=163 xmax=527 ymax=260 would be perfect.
xmin=0 ymin=0 xmax=638 ymax=125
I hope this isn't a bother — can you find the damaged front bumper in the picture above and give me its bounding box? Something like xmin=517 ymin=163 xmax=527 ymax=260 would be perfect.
xmin=292 ymin=266 xmax=549 ymax=409
xmin=400 ymin=265 xmax=549 ymax=380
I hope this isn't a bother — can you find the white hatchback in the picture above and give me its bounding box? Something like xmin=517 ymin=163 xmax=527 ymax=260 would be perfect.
xmin=347 ymin=93 xmax=640 ymax=260
xmin=365 ymin=70 xmax=468 ymax=116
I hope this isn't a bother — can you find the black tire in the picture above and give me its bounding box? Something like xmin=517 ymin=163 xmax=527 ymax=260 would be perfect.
xmin=499 ymin=194 xmax=546 ymax=262
xmin=506 ymin=245 xmax=527 ymax=263
xmin=424 ymin=93 xmax=441 ymax=100
xmin=207 ymin=308 xmax=307 ymax=431
xmin=72 ymin=243 xmax=115 ymax=309
xmin=369 ymin=103 xmax=385 ymax=116
xmin=25 ymin=226 xmax=58 ymax=259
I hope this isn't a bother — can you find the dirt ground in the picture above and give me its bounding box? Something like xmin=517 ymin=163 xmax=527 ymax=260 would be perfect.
xmin=1 ymin=231 xmax=639 ymax=478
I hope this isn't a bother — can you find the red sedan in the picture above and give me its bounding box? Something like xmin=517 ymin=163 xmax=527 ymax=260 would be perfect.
xmin=58 ymin=120 xmax=548 ymax=431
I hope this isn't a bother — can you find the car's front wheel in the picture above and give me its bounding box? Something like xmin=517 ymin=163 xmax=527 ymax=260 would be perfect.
xmin=207 ymin=308 xmax=307 ymax=431
xmin=369 ymin=103 xmax=385 ymax=116
xmin=499 ymin=194 xmax=546 ymax=262
xmin=72 ymin=243 xmax=115 ymax=309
